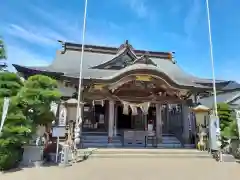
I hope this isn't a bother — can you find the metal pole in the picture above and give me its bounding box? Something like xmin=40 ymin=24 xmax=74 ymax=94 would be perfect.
xmin=75 ymin=0 xmax=88 ymax=146
xmin=205 ymin=0 xmax=222 ymax=162
xmin=76 ymin=0 xmax=88 ymax=125
xmin=205 ymin=0 xmax=218 ymax=117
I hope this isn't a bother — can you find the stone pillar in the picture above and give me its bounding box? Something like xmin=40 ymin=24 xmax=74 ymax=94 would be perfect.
xmin=108 ymin=100 xmax=114 ymax=143
xmin=156 ymin=104 xmax=162 ymax=143
xmin=182 ymin=104 xmax=190 ymax=144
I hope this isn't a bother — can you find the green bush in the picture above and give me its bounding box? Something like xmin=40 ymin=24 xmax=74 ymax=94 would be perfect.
xmin=0 ymin=147 xmax=22 ymax=171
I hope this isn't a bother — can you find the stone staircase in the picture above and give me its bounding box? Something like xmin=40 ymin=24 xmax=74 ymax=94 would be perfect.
xmin=146 ymin=134 xmax=182 ymax=148
xmin=82 ymin=132 xmax=184 ymax=148
xmin=82 ymin=132 xmax=122 ymax=148
xmin=78 ymin=148 xmax=212 ymax=159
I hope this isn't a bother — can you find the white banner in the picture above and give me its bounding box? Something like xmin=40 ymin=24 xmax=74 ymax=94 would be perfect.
xmin=58 ymin=105 xmax=67 ymax=126
xmin=0 ymin=97 xmax=10 ymax=133
xmin=235 ymin=110 xmax=240 ymax=139
xmin=209 ymin=115 xmax=220 ymax=150
xmin=50 ymin=102 xmax=58 ymax=116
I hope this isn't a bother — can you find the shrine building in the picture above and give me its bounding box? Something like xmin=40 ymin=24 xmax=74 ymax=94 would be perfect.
xmin=13 ymin=40 xmax=234 ymax=148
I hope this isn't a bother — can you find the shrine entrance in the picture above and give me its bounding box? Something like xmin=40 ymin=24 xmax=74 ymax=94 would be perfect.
xmin=117 ymin=105 xmax=132 ymax=129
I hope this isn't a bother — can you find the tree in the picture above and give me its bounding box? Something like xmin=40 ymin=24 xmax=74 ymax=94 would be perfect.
xmin=217 ymin=103 xmax=238 ymax=147
xmin=17 ymin=75 xmax=61 ymax=126
xmin=0 ymin=97 xmax=32 ymax=147
xmin=0 ymin=38 xmax=7 ymax=70
xmin=0 ymin=39 xmax=6 ymax=60
xmin=0 ymin=72 xmax=32 ymax=171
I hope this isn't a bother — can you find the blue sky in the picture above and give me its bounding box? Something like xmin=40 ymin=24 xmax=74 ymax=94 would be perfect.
xmin=1 ymin=0 xmax=239 ymax=81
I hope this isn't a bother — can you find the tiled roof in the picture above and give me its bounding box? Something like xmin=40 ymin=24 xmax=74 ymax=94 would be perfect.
xmin=12 ymin=41 xmax=231 ymax=90
xmin=199 ymin=90 xmax=240 ymax=108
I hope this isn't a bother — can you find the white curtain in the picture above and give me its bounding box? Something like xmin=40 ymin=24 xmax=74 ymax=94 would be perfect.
xmin=123 ymin=102 xmax=129 ymax=115
xmin=139 ymin=102 xmax=150 ymax=115
xmin=120 ymin=100 xmax=150 ymax=116
xmin=130 ymin=104 xmax=138 ymax=116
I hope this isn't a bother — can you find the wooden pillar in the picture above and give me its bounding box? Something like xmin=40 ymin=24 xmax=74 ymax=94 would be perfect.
xmin=166 ymin=104 xmax=169 ymax=134
xmin=108 ymin=100 xmax=114 ymax=143
xmin=156 ymin=103 xmax=162 ymax=144
xmin=104 ymin=100 xmax=109 ymax=130
xmin=182 ymin=104 xmax=190 ymax=144
xmin=113 ymin=104 xmax=118 ymax=136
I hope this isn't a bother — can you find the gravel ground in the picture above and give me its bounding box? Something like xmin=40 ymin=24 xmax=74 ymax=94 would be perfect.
xmin=1 ymin=157 xmax=240 ymax=180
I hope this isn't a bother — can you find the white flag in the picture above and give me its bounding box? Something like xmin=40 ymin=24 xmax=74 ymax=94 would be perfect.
xmin=235 ymin=110 xmax=240 ymax=139
xmin=0 ymin=97 xmax=10 ymax=133
xmin=50 ymin=102 xmax=58 ymax=116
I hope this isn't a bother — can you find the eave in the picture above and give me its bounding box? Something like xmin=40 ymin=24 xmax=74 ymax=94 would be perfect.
xmin=12 ymin=64 xmax=64 ymax=79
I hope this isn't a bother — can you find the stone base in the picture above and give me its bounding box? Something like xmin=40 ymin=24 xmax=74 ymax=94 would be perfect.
xmin=108 ymin=137 xmax=112 ymax=143
xmin=221 ymin=154 xmax=236 ymax=162
xmin=107 ymin=143 xmax=114 ymax=148
xmin=21 ymin=145 xmax=44 ymax=166
xmin=58 ymin=162 xmax=72 ymax=168
xmin=33 ymin=160 xmax=44 ymax=167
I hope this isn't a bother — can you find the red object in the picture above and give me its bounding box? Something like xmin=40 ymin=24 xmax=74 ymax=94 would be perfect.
xmin=44 ymin=143 xmax=57 ymax=154
xmin=108 ymin=137 xmax=112 ymax=143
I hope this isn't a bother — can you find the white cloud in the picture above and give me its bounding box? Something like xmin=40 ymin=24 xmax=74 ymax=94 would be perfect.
xmin=3 ymin=5 xmax=122 ymax=48
xmin=1 ymin=3 xmax=126 ymax=69
xmin=6 ymin=44 xmax=51 ymax=72
xmin=184 ymin=0 xmax=202 ymax=37
xmin=122 ymin=0 xmax=156 ymax=20
xmin=5 ymin=24 xmax=60 ymax=47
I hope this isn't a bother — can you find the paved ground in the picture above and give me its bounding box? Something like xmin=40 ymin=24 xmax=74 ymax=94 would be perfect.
xmin=1 ymin=157 xmax=240 ymax=180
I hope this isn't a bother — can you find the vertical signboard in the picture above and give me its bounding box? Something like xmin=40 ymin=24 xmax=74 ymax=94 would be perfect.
xmin=59 ymin=105 xmax=67 ymax=127
xmin=209 ymin=115 xmax=220 ymax=150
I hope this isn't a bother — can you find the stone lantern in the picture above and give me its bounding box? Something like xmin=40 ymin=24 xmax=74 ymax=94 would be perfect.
xmin=192 ymin=105 xmax=210 ymax=151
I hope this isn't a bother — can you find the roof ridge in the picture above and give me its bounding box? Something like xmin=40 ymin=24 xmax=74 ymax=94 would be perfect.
xmin=58 ymin=40 xmax=174 ymax=59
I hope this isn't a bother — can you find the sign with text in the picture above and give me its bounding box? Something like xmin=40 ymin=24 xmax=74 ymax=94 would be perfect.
xmin=52 ymin=126 xmax=66 ymax=137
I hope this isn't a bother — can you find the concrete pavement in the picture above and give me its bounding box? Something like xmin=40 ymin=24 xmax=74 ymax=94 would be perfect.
xmin=1 ymin=157 xmax=240 ymax=180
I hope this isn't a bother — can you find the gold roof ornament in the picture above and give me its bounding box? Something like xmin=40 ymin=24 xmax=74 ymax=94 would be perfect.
xmin=93 ymin=84 xmax=105 ymax=90
xmin=135 ymin=75 xmax=151 ymax=82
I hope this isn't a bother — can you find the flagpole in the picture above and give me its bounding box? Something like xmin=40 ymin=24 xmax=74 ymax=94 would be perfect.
xmin=205 ymin=0 xmax=218 ymax=116
xmin=206 ymin=0 xmax=222 ymax=162
xmin=75 ymin=0 xmax=88 ymax=146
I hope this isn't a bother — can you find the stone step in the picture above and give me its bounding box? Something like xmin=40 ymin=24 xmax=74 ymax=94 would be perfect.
xmin=82 ymin=139 xmax=121 ymax=143
xmin=78 ymin=148 xmax=212 ymax=159
xmin=90 ymin=148 xmax=208 ymax=155
xmin=83 ymin=136 xmax=179 ymax=141
xmin=82 ymin=135 xmax=121 ymax=139
xmin=82 ymin=132 xmax=108 ymax=135
xmin=83 ymin=144 xmax=123 ymax=148
xmin=87 ymin=153 xmax=211 ymax=159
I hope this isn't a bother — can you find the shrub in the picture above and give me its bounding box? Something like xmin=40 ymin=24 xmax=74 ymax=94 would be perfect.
xmin=0 ymin=147 xmax=22 ymax=171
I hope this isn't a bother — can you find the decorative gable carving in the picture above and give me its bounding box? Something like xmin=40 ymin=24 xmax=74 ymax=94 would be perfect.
xmin=132 ymin=54 xmax=157 ymax=66
xmin=90 ymin=40 xmax=156 ymax=70
xmin=91 ymin=40 xmax=137 ymax=70
xmin=116 ymin=40 xmax=134 ymax=55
